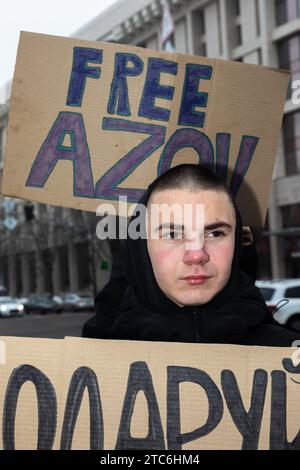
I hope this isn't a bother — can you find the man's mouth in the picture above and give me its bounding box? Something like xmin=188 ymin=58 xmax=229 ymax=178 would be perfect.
xmin=182 ymin=275 xmax=212 ymax=285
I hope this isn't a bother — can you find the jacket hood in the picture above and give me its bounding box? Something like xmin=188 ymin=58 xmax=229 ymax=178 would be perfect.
xmin=109 ymin=166 xmax=270 ymax=344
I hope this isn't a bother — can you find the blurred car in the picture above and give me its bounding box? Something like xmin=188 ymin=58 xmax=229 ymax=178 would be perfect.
xmin=24 ymin=295 xmax=62 ymax=314
xmin=52 ymin=295 xmax=64 ymax=305
xmin=256 ymin=279 xmax=300 ymax=331
xmin=0 ymin=296 xmax=24 ymax=318
xmin=62 ymin=293 xmax=95 ymax=311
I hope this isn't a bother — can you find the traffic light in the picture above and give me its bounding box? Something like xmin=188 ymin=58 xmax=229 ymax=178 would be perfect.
xmin=24 ymin=203 xmax=35 ymax=222
xmin=100 ymin=260 xmax=109 ymax=270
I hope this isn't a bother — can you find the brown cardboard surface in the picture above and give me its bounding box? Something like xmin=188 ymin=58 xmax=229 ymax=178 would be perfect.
xmin=0 ymin=336 xmax=299 ymax=450
xmin=2 ymin=32 xmax=289 ymax=226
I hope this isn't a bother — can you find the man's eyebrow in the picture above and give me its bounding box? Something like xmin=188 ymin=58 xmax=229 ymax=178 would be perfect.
xmin=204 ymin=222 xmax=232 ymax=231
xmin=155 ymin=222 xmax=232 ymax=232
xmin=155 ymin=223 xmax=184 ymax=232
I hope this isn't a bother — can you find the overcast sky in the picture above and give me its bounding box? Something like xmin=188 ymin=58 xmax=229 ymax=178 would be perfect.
xmin=0 ymin=0 xmax=118 ymax=98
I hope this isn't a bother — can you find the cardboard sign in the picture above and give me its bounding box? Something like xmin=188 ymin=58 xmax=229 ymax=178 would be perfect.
xmin=0 ymin=336 xmax=299 ymax=450
xmin=2 ymin=32 xmax=288 ymax=226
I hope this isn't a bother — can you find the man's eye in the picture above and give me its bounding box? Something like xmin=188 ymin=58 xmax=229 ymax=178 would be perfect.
xmin=162 ymin=231 xmax=183 ymax=239
xmin=206 ymin=230 xmax=225 ymax=238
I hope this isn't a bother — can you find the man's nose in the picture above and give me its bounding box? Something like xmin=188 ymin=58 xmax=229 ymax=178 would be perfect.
xmin=183 ymin=244 xmax=210 ymax=264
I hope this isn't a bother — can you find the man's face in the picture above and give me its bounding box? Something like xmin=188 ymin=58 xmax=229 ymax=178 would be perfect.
xmin=146 ymin=188 xmax=236 ymax=306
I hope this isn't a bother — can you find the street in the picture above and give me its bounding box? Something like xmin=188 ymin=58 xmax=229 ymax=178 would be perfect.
xmin=0 ymin=311 xmax=95 ymax=338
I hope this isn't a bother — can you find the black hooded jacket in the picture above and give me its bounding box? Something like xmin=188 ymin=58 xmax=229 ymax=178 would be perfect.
xmin=108 ymin=183 xmax=300 ymax=347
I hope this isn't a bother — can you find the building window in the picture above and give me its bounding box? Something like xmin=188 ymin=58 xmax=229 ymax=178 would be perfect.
xmin=255 ymin=0 xmax=260 ymax=36
xmin=191 ymin=8 xmax=206 ymax=56
xmin=276 ymin=0 xmax=287 ymax=24
xmin=199 ymin=9 xmax=205 ymax=34
xmin=257 ymin=48 xmax=262 ymax=64
xmin=282 ymin=203 xmax=300 ymax=227
xmin=227 ymin=0 xmax=242 ymax=48
xmin=281 ymin=204 xmax=300 ymax=276
xmin=284 ymin=237 xmax=300 ymax=277
xmin=232 ymin=0 xmax=240 ymax=16
xmin=283 ymin=111 xmax=300 ymax=175
xmin=236 ymin=24 xmax=242 ymax=46
xmin=278 ymin=34 xmax=300 ymax=98
xmin=275 ymin=0 xmax=300 ymax=26
xmin=256 ymin=214 xmax=272 ymax=279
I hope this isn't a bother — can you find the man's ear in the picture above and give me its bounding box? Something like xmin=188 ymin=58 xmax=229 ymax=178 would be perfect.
xmin=242 ymin=226 xmax=254 ymax=246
